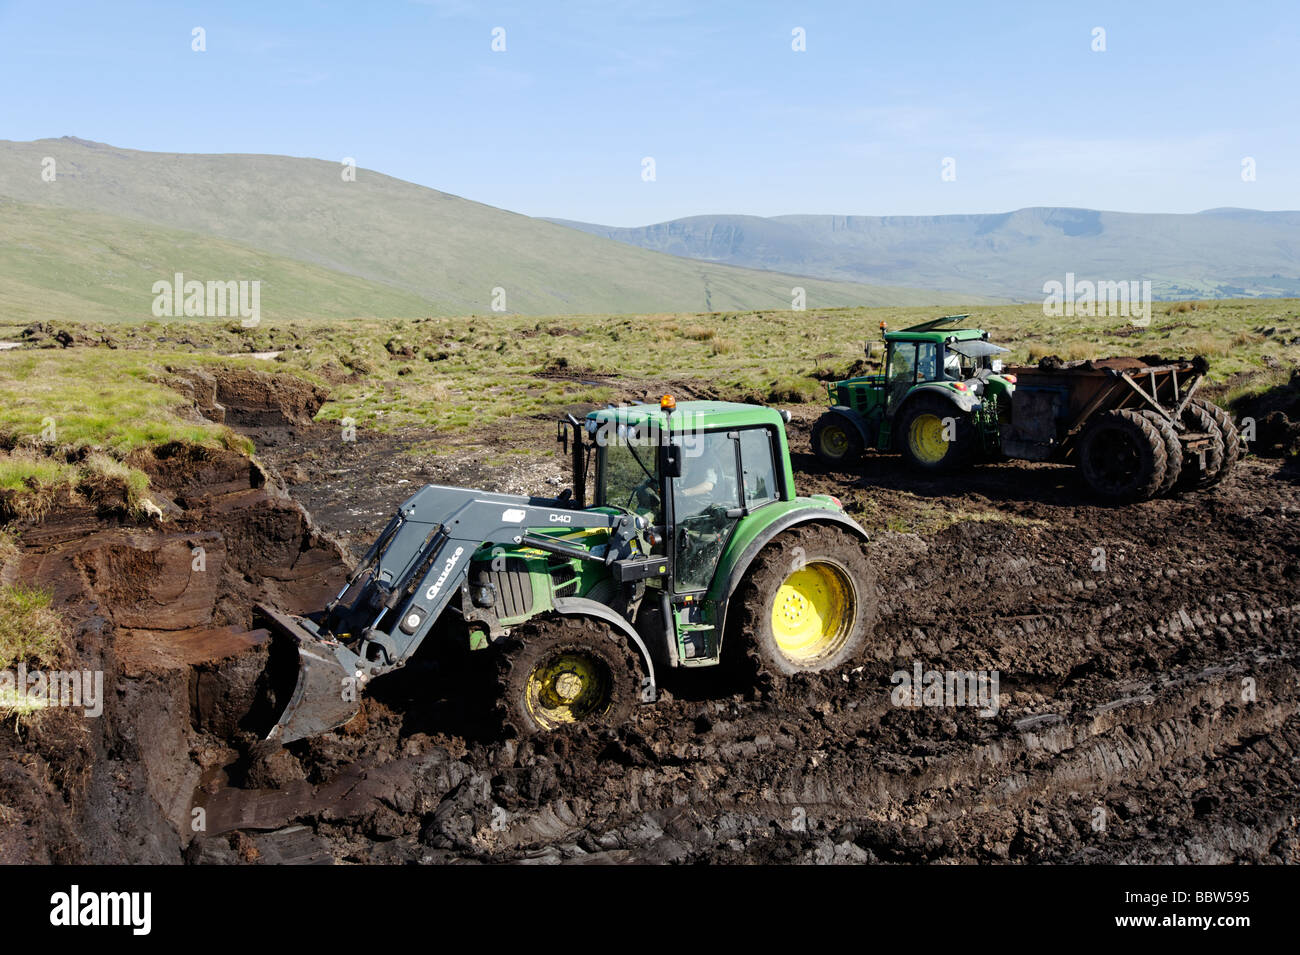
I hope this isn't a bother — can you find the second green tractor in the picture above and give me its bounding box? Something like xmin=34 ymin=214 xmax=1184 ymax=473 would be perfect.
xmin=812 ymin=314 xmax=1018 ymax=471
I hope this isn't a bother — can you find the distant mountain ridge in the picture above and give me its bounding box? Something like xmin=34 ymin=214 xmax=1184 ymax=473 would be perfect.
xmin=0 ymin=137 xmax=970 ymax=322
xmin=545 ymin=206 xmax=1300 ymax=301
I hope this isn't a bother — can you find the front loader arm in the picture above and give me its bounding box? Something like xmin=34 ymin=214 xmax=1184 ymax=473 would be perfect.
xmin=263 ymin=484 xmax=645 ymax=744
xmin=358 ymin=485 xmax=645 ymax=666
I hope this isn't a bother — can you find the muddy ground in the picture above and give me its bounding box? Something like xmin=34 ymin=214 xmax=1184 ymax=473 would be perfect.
xmin=2 ymin=373 xmax=1298 ymax=864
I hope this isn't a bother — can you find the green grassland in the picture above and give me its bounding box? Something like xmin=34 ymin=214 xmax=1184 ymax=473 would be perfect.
xmin=0 ymin=139 xmax=971 ymax=317
xmin=0 ymin=198 xmax=436 ymax=324
xmin=0 ymin=298 xmax=1295 ymax=520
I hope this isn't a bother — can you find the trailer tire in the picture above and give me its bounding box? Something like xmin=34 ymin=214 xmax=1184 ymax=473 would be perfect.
xmin=1078 ymin=408 xmax=1167 ymax=502
xmin=896 ymin=394 xmax=976 ymax=471
xmin=1140 ymin=410 xmax=1183 ymax=496
xmin=811 ymin=412 xmax=865 ymax=467
xmin=498 ymin=615 xmax=640 ymax=736
xmin=1189 ymin=397 xmax=1240 ymax=485
xmin=734 ymin=525 xmax=877 ymax=678
xmin=1176 ymin=402 xmax=1227 ymax=490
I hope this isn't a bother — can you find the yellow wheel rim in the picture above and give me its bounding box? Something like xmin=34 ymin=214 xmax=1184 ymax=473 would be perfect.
xmin=524 ymin=651 xmax=611 ymax=729
xmin=908 ymin=413 xmax=949 ymax=464
xmin=819 ymin=424 xmax=849 ymax=459
xmin=771 ymin=561 xmax=855 ymax=666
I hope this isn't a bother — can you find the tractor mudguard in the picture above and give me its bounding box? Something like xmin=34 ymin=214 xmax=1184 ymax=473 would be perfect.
xmin=824 ymin=405 xmax=873 ymax=446
xmin=706 ymin=503 xmax=870 ymax=647
xmin=899 ymin=382 xmax=981 ymax=416
xmin=551 ymin=596 xmax=658 ymax=702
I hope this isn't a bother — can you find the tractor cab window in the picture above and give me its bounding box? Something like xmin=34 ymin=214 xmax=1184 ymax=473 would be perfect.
xmin=914 ymin=343 xmax=939 ymax=382
xmin=672 ymin=430 xmax=741 ymax=592
xmin=943 ymin=348 xmax=967 ymax=380
xmin=887 ymin=343 xmax=917 ymax=409
xmin=598 ymin=436 xmax=662 ymax=521
xmin=739 ymin=427 xmax=779 ymax=507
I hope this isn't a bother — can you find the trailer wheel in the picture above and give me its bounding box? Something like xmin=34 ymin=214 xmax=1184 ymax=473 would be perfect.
xmin=1140 ymin=410 xmax=1183 ymax=495
xmin=1176 ymin=402 xmax=1226 ymax=490
xmin=896 ymin=394 xmax=975 ymax=471
xmin=811 ymin=412 xmax=865 ymax=467
xmin=1189 ymin=397 xmax=1240 ymax=484
xmin=734 ymin=525 xmax=877 ymax=677
xmin=498 ymin=615 xmax=639 ymax=735
xmin=1078 ymin=409 xmax=1167 ymax=502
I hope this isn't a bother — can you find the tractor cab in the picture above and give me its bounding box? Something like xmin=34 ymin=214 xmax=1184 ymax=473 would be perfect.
xmin=879 ymin=317 xmax=1011 ymax=415
xmin=578 ymin=397 xmax=794 ymax=596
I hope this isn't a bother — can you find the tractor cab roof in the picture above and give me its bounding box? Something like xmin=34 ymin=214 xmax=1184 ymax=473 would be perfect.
xmin=586 ymin=400 xmax=786 ymax=434
xmin=883 ymin=315 xmax=991 ymax=345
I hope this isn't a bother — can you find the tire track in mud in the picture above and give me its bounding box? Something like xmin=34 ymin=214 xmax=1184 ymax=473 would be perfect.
xmin=475 ymin=644 xmax=1300 ymax=863
xmin=190 ymin=596 xmax=1299 ymax=864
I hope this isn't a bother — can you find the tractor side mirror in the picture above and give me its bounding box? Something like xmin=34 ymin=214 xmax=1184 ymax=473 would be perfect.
xmin=660 ymin=443 xmax=683 ymax=478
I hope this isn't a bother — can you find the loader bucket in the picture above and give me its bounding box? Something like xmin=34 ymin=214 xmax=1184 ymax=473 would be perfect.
xmin=258 ymin=605 xmax=365 ymax=746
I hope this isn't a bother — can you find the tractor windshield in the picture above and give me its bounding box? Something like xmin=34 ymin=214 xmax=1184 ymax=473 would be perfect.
xmin=599 ymin=439 xmax=662 ymax=520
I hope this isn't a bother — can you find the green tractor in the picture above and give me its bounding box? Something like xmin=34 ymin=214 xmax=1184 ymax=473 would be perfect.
xmin=262 ymin=396 xmax=877 ymax=742
xmin=811 ymin=315 xmax=1018 ymax=471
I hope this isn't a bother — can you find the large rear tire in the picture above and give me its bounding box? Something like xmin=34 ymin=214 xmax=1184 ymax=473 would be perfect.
xmin=498 ymin=615 xmax=640 ymax=735
xmin=811 ymin=412 xmax=865 ymax=467
xmin=895 ymin=394 xmax=975 ymax=472
xmin=1140 ymin=410 xmax=1183 ymax=496
xmin=734 ymin=525 xmax=877 ymax=677
xmin=1078 ymin=408 xmax=1167 ymax=502
xmin=1188 ymin=396 xmax=1239 ymax=486
xmin=1175 ymin=401 xmax=1226 ymax=490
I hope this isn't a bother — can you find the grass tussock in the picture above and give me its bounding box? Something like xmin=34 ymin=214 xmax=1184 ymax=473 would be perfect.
xmin=0 ymin=449 xmax=154 ymax=521
xmin=0 ymin=527 xmax=17 ymax=569
xmin=0 ymin=583 xmax=68 ymax=717
xmin=0 ymin=584 xmax=66 ymax=672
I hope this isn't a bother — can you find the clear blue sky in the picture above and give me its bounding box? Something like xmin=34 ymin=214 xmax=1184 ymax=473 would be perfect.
xmin=2 ymin=0 xmax=1296 ymax=224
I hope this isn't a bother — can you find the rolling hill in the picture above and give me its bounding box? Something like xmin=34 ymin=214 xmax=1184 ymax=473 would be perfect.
xmin=0 ymin=138 xmax=969 ymax=322
xmin=546 ymin=207 xmax=1300 ymax=302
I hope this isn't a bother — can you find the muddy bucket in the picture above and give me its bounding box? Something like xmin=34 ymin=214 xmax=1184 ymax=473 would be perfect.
xmin=257 ymin=605 xmax=365 ymax=745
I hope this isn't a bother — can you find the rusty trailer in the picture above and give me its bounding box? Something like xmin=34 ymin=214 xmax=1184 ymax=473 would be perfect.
xmin=1001 ymin=356 xmax=1241 ymax=501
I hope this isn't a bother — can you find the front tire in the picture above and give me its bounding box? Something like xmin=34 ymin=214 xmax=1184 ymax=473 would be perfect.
xmin=734 ymin=525 xmax=877 ymax=676
xmin=811 ymin=412 xmax=864 ymax=467
xmin=499 ymin=615 xmax=639 ymax=735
